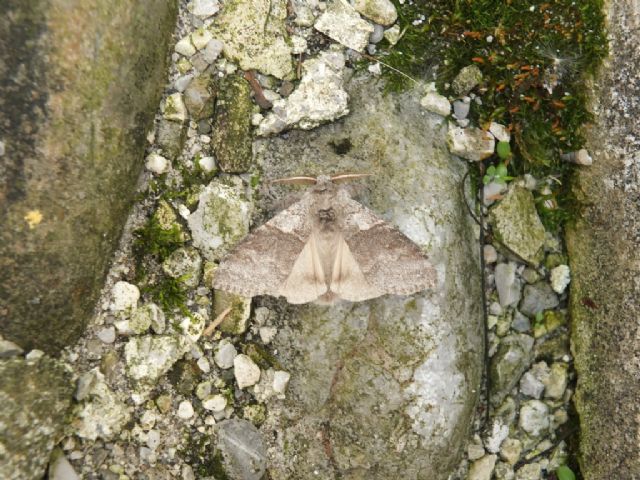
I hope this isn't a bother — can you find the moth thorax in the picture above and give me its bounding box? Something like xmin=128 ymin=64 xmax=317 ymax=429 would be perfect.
xmin=317 ymin=207 xmax=336 ymax=224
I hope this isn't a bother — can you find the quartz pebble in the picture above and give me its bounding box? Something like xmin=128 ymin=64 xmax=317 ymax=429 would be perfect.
xmin=214 ymin=340 xmax=237 ymax=369
xmin=234 ymin=354 xmax=261 ymax=389
xmin=177 ymin=400 xmax=195 ymax=419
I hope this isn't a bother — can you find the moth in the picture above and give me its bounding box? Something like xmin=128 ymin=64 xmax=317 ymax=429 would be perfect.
xmin=213 ymin=174 xmax=437 ymax=304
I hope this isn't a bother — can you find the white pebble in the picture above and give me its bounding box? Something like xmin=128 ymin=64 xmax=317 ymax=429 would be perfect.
xmin=191 ymin=0 xmax=220 ymax=17
xmin=191 ymin=29 xmax=213 ymax=50
xmin=96 ymin=326 xmax=116 ymax=344
xmin=272 ymin=371 xmax=291 ymax=394
xmin=111 ymin=281 xmax=139 ymax=312
xmin=234 ymin=354 xmax=261 ymax=388
xmin=420 ymin=92 xmax=451 ymax=117
xmin=25 ymin=349 xmax=45 ymax=361
xmin=146 ymin=430 xmax=161 ymax=450
xmin=214 ymin=340 xmax=237 ymax=369
xmin=483 ymin=244 xmax=498 ymax=264
xmin=550 ymin=265 xmax=570 ymax=294
xmin=489 ymin=122 xmax=510 ymax=142
xmin=259 ymin=326 xmax=277 ymax=344
xmin=145 ymin=153 xmax=169 ymax=174
xmin=202 ymin=394 xmax=227 ymax=412
xmin=175 ymin=36 xmax=196 ymax=57
xmin=177 ymin=400 xmax=195 ymax=419
xmin=197 ymin=356 xmax=211 ymax=373
xmin=198 ymin=156 xmax=216 ymax=172
xmin=368 ymin=63 xmax=382 ymax=76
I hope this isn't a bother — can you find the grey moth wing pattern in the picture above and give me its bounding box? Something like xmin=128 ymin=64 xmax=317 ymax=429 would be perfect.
xmin=213 ymin=176 xmax=437 ymax=304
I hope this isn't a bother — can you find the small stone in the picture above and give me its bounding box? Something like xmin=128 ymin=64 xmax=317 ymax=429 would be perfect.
xmin=543 ymin=362 xmax=568 ymax=400
xmin=467 ymin=441 xmax=486 ymax=461
xmin=272 ymin=370 xmax=290 ymax=394
xmin=259 ymin=326 xmax=277 ymax=344
xmin=191 ymin=0 xmax=220 ymax=17
xmin=519 ymin=282 xmax=559 ymax=318
xmin=0 ymin=338 xmax=23 ymax=358
xmin=48 ymin=449 xmax=80 ymax=480
xmin=97 ymin=327 xmax=116 ymax=344
xmin=197 ymin=156 xmax=216 ymax=173
xmin=484 ymin=245 xmax=498 ymax=264
xmin=175 ymin=36 xmax=196 ymax=57
xmin=111 ymin=281 xmax=139 ymax=312
xmin=383 ymin=24 xmax=401 ymax=44
xmin=147 ymin=430 xmax=161 ymax=450
xmin=124 ymin=335 xmax=190 ymax=385
xmin=420 ymin=92 xmax=451 ymax=117
xmin=130 ymin=304 xmax=155 ymax=334
xmin=201 ymin=38 xmax=224 ymax=64
xmin=519 ymin=369 xmax=545 ymax=399
xmin=214 ymin=340 xmax=237 ymax=369
xmin=156 ymin=118 xmax=187 ymax=159
xmin=490 ymin=334 xmax=534 ymax=405
xmin=519 ymin=400 xmax=549 ymax=437
xmin=184 ymin=73 xmax=216 ymax=121
xmin=163 ymin=93 xmax=188 ymax=123
xmin=550 ymin=265 xmax=570 ymax=294
xmin=489 ymin=186 xmax=546 ymax=265
xmin=196 ymin=381 xmax=212 ymax=400
xmin=483 ymin=417 xmax=509 ymax=454
xmin=494 ymin=262 xmax=521 ymax=307
xmin=182 ymin=464 xmax=196 ymax=480
xmin=162 ymin=247 xmax=203 ymax=288
xmin=203 ymin=394 xmax=227 ymax=412
xmin=520 ymin=267 xmax=540 ymax=284
xmin=367 ymin=62 xmax=382 ymax=76
xmin=353 ymin=0 xmax=397 ymax=26
xmin=177 ymin=400 xmax=195 ymax=419
xmin=156 ymin=395 xmax=172 ymax=413
xmin=145 ymin=153 xmax=170 ymax=174
xmin=468 ymin=454 xmax=497 ymax=480
xmin=258 ymin=51 xmax=349 ymax=136
xmin=196 ymin=356 xmax=211 ymax=373
xmin=234 ymin=354 xmax=261 ymax=388
xmin=452 ymin=64 xmax=483 ymax=95
xmin=511 ymin=310 xmax=531 ymax=333
xmin=314 ymin=0 xmax=375 ymax=52
xmin=560 ymin=149 xmax=592 ymax=166
xmin=499 ymin=438 xmax=522 ymax=465
xmin=191 ymin=28 xmax=214 ymax=51
xmin=489 ymin=122 xmax=511 ymax=142
xmin=140 ymin=410 xmax=157 ymax=430
xmin=369 ymin=24 xmax=385 ymax=43
xmin=453 ymin=98 xmax=471 ymax=119
xmin=216 ymin=419 xmax=267 ymax=480
xmin=494 ymin=462 xmax=515 ymax=480
xmin=483 ymin=181 xmax=507 ymax=205
xmin=291 ymin=35 xmax=308 ymax=54
xmin=515 ymin=462 xmax=542 ymax=480
xmin=447 ymin=125 xmax=495 ymax=162
xmin=114 ymin=319 xmax=132 ymax=336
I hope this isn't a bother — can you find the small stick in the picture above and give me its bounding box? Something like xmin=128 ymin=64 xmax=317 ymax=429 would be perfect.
xmin=243 ymin=70 xmax=273 ymax=109
xmin=330 ymin=173 xmax=373 ymax=182
xmin=202 ymin=307 xmax=232 ymax=336
xmin=270 ymin=176 xmax=318 ymax=185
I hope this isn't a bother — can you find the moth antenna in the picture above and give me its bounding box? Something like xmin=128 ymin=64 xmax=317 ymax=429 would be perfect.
xmin=330 ymin=173 xmax=373 ymax=183
xmin=270 ymin=176 xmax=318 ymax=185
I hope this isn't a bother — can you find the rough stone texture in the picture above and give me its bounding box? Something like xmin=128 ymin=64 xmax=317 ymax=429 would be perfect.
xmin=0 ymin=356 xmax=74 ymax=479
xmin=489 ymin=334 xmax=534 ymax=405
xmin=217 ymin=419 xmax=267 ymax=480
xmin=0 ymin=0 xmax=178 ymax=353
xmin=565 ymin=1 xmax=640 ymax=477
xmin=212 ymin=75 xmax=254 ymax=173
xmin=314 ymin=0 xmax=375 ymax=52
xmin=210 ymin=0 xmax=293 ymax=79
xmin=254 ymin=77 xmax=483 ymax=479
xmin=490 ymin=185 xmax=546 ymax=265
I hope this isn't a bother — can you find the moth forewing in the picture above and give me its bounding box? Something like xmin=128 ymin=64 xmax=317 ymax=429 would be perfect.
xmin=213 ymin=175 xmax=437 ymax=304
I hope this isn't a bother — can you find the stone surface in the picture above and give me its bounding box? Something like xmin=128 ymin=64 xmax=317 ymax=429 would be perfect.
xmin=183 ymin=73 xmax=216 ymax=121
xmin=468 ymin=454 xmax=497 ymax=480
xmin=550 ymin=264 xmax=570 ymax=294
xmin=494 ymin=262 xmax=521 ymax=307
xmin=234 ymin=354 xmax=261 ymax=388
xmin=214 ymin=339 xmax=238 ymax=369
xmin=72 ymin=368 xmax=131 ymax=440
xmin=211 ymin=75 xmax=253 ymax=172
xmin=124 ymin=335 xmax=190 ymax=386
xmin=0 ymin=356 xmax=74 ymax=479
xmin=254 ymin=76 xmax=483 ymax=479
xmin=353 ymin=0 xmax=397 ymax=26
xmin=314 ymin=0 xmax=375 ymax=52
xmin=211 ymin=0 xmax=293 ymax=78
xmin=490 ymin=333 xmax=534 ymax=405
xmin=518 ymin=400 xmax=550 ymax=437
xmin=162 ymin=246 xmax=203 ymax=288
xmin=258 ymin=51 xmax=349 ymax=136
xmin=452 ymin=65 xmax=483 ymax=95
xmin=187 ymin=180 xmax=252 ymax=261
xmin=447 ymin=125 xmax=495 ymax=162
xmin=420 ymin=92 xmax=451 ymax=117
xmin=213 ymin=290 xmax=252 ymax=334
xmin=110 ymin=281 xmax=140 ymax=312
xmin=490 ymin=185 xmax=546 ymax=265
xmin=216 ymin=419 xmax=267 ymax=480
xmin=519 ymin=282 xmax=559 ymax=318
xmin=156 ymin=118 xmax=188 ymax=160
xmin=0 ymin=0 xmax=178 ymax=354
xmin=145 ymin=153 xmax=170 ymax=175
xmin=48 ymin=448 xmax=80 ymax=480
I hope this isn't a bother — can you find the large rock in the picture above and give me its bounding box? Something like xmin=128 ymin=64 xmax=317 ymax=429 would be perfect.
xmin=566 ymin=1 xmax=640 ymax=477
xmin=210 ymin=0 xmax=293 ymax=79
xmin=0 ymin=0 xmax=178 ymax=353
xmin=0 ymin=356 xmax=74 ymax=479
xmin=253 ymin=77 xmax=483 ymax=479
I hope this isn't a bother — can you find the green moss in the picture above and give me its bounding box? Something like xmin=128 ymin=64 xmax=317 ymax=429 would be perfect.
xmin=373 ymin=0 xmax=607 ymax=232
xmin=141 ymin=275 xmax=190 ymax=315
xmin=245 ymin=343 xmax=283 ymax=370
xmin=179 ymin=434 xmax=230 ymax=479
